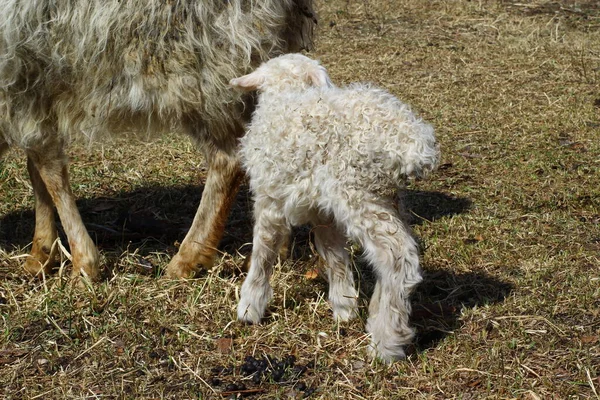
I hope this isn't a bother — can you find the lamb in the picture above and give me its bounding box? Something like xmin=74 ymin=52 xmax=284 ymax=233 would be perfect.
xmin=0 ymin=0 xmax=315 ymax=280
xmin=230 ymin=54 xmax=439 ymax=362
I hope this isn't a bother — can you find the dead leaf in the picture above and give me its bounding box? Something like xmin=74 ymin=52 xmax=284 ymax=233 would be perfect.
xmin=0 ymin=349 xmax=28 ymax=357
xmin=215 ymin=337 xmax=233 ymax=354
xmin=304 ymin=269 xmax=319 ymax=280
xmin=464 ymin=235 xmax=483 ymax=245
xmin=569 ymin=142 xmax=587 ymax=152
xmin=114 ymin=339 xmax=125 ymax=355
xmin=0 ymin=349 xmax=28 ymax=364
xmin=467 ymin=379 xmax=482 ymax=388
xmin=525 ymin=391 xmax=542 ymax=400
xmin=581 ymin=335 xmax=598 ymax=344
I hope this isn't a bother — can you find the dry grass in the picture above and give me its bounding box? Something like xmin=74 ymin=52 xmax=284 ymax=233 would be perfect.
xmin=1 ymin=0 xmax=600 ymax=398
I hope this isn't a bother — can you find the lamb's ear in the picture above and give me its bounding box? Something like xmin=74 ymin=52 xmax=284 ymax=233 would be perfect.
xmin=308 ymin=65 xmax=333 ymax=88
xmin=229 ymin=71 xmax=265 ymax=91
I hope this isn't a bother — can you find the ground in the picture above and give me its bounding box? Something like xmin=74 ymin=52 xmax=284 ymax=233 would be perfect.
xmin=1 ymin=0 xmax=599 ymax=399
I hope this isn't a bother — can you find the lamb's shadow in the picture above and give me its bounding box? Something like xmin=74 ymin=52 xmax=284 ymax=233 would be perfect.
xmin=282 ymin=259 xmax=512 ymax=354
xmin=284 ymin=190 xmax=510 ymax=353
xmin=401 ymin=189 xmax=473 ymax=226
xmin=410 ymin=268 xmax=513 ymax=351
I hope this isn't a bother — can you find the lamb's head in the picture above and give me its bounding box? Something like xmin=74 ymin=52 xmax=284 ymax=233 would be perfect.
xmin=230 ymin=53 xmax=332 ymax=93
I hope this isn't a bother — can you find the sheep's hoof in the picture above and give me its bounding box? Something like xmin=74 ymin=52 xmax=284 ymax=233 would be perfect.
xmin=72 ymin=265 xmax=100 ymax=283
xmin=164 ymin=254 xmax=213 ymax=279
xmin=23 ymin=255 xmax=54 ymax=277
xmin=71 ymin=250 xmax=101 ymax=282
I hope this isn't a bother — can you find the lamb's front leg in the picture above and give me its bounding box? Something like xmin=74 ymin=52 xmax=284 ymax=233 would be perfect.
xmin=238 ymin=201 xmax=289 ymax=324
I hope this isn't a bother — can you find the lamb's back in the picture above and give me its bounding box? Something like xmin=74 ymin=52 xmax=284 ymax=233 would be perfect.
xmin=241 ymin=84 xmax=419 ymax=202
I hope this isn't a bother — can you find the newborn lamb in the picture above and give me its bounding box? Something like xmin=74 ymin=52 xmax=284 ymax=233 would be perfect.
xmin=230 ymin=54 xmax=439 ymax=362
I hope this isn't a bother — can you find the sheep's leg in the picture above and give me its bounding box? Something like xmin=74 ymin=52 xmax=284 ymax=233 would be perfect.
xmin=165 ymin=150 xmax=244 ymax=278
xmin=27 ymin=151 xmax=99 ymax=280
xmin=347 ymin=203 xmax=422 ymax=363
xmin=237 ymin=201 xmax=289 ymax=324
xmin=313 ymin=221 xmax=358 ymax=321
xmin=23 ymin=156 xmax=59 ymax=276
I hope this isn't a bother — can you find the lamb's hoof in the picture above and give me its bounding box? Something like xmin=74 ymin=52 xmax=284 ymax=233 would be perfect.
xmin=367 ymin=340 xmax=407 ymax=364
xmin=164 ymin=254 xmax=212 ymax=279
xmin=332 ymin=304 xmax=359 ymax=322
xmin=237 ymin=300 xmax=264 ymax=325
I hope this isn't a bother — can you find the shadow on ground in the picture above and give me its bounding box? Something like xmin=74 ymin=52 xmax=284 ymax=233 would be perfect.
xmin=0 ymin=184 xmax=471 ymax=258
xmin=0 ymin=183 xmax=505 ymax=352
xmin=0 ymin=184 xmax=252 ymax=258
xmin=411 ymin=268 xmax=513 ymax=351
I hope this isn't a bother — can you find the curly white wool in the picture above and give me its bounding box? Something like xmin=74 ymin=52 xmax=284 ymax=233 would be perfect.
xmin=231 ymin=54 xmax=439 ymax=363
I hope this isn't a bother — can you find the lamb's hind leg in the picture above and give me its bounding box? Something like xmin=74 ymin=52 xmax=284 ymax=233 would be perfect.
xmin=347 ymin=202 xmax=422 ymax=363
xmin=27 ymin=148 xmax=99 ymax=280
xmin=237 ymin=199 xmax=289 ymax=324
xmin=23 ymin=156 xmax=59 ymax=276
xmin=312 ymin=219 xmax=358 ymax=321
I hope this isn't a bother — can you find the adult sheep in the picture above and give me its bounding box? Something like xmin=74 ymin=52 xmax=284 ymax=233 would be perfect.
xmin=0 ymin=0 xmax=316 ymax=280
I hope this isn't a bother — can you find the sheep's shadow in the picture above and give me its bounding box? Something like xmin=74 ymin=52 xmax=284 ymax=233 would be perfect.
xmin=0 ymin=185 xmax=470 ymax=260
xmin=0 ymin=184 xmax=254 ymax=261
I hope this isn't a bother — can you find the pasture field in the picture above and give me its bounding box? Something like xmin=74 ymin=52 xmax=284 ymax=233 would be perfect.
xmin=1 ymin=0 xmax=599 ymax=398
